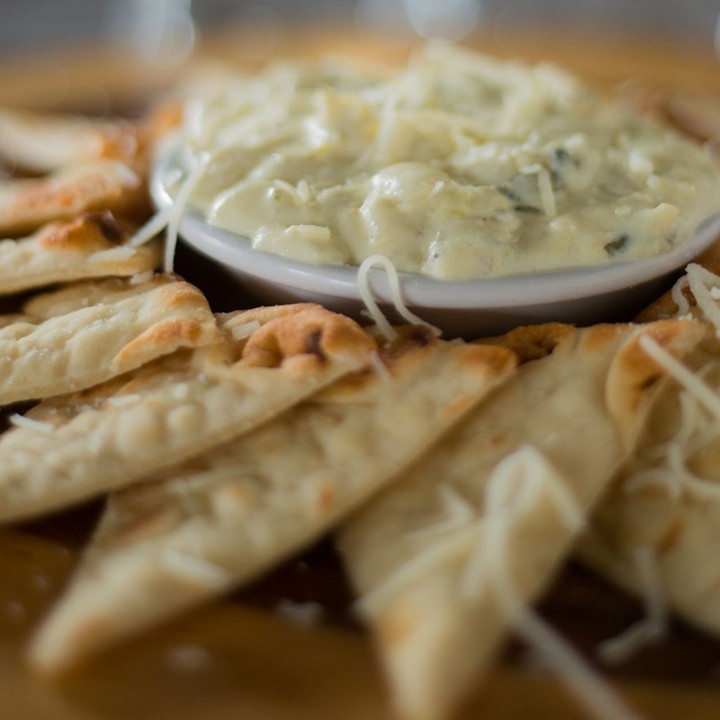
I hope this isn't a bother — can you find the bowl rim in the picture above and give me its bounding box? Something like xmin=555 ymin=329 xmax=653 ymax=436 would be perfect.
xmin=151 ymin=150 xmax=720 ymax=311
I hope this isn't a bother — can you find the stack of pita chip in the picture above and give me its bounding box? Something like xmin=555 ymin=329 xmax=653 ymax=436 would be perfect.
xmin=0 ymin=102 xmax=518 ymax=705
xmin=2 ymin=100 xmax=720 ymax=720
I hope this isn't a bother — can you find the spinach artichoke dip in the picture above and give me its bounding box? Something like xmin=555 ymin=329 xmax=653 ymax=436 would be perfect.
xmin=178 ymin=43 xmax=720 ymax=280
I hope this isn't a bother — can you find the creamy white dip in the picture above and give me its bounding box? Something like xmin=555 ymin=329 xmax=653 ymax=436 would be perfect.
xmin=177 ymin=43 xmax=720 ymax=280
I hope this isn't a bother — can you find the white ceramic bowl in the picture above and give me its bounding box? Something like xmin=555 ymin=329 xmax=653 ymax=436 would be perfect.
xmin=151 ymin=153 xmax=720 ymax=339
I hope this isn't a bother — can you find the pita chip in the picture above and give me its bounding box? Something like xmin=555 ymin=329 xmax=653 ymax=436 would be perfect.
xmin=0 ymin=212 xmax=160 ymax=296
xmin=0 ymin=160 xmax=149 ymax=235
xmin=0 ymin=104 xmax=180 ymax=174
xmin=0 ymin=108 xmax=140 ymax=173
xmin=22 ymin=272 xmax=171 ymax=318
xmin=27 ymin=329 xmax=516 ymax=672
xmin=337 ymin=318 xmax=705 ymax=720
xmin=0 ymin=304 xmax=375 ymax=524
xmin=579 ymin=267 xmax=720 ymax=645
xmin=0 ymin=276 xmax=219 ymax=405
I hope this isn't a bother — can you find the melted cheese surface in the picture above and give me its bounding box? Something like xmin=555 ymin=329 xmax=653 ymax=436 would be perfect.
xmin=177 ymin=43 xmax=720 ymax=280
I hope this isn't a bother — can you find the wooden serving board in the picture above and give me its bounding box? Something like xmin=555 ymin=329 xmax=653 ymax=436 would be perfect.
xmin=1 ymin=25 xmax=720 ymax=720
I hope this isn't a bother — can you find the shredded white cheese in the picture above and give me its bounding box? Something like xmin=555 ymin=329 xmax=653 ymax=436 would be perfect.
xmin=357 ymin=254 xmax=441 ymax=341
xmin=409 ymin=483 xmax=476 ymax=541
xmin=459 ymin=446 xmax=584 ymax=600
xmin=227 ymin=320 xmax=262 ymax=342
xmin=666 ymin=441 xmax=720 ymax=499
xmin=162 ymin=549 xmax=229 ymax=588
xmin=670 ymin=274 xmax=691 ymax=316
xmin=686 ymin=263 xmax=720 ymax=334
xmin=356 ymin=523 xmax=481 ymax=618
xmin=130 ymin=270 xmax=156 ymax=285
xmin=596 ymin=546 xmax=667 ymax=665
xmin=87 ymin=246 xmax=137 ymax=264
xmin=483 ymin=445 xmax=585 ymax=534
xmin=9 ymin=414 xmax=54 ymax=434
xmin=523 ymin=163 xmax=557 ymax=217
xmin=624 ymin=466 xmax=682 ymax=498
xmin=106 ymin=393 xmax=143 ymax=408
xmin=128 ymin=205 xmax=175 ymax=248
xmin=481 ymin=446 xmax=640 ymax=720
xmin=368 ymin=350 xmax=392 ymax=382
xmin=163 ymin=152 xmax=211 ymax=273
xmin=639 ymin=334 xmax=720 ymax=423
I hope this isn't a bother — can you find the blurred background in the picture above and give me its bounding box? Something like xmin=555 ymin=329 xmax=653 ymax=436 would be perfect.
xmin=0 ymin=0 xmax=718 ymax=112
xmin=1 ymin=0 xmax=719 ymax=59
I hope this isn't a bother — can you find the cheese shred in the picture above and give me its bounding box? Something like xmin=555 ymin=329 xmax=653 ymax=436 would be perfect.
xmin=8 ymin=414 xmax=54 ymax=434
xmin=482 ymin=447 xmax=641 ymax=720
xmin=670 ymin=274 xmax=691 ymax=316
xmin=357 ymin=254 xmax=442 ymax=341
xmin=639 ymin=334 xmax=720 ymax=422
xmin=163 ymin=152 xmax=210 ymax=273
xmin=686 ymin=263 xmax=720 ymax=334
xmin=596 ymin=546 xmax=667 ymax=665
xmin=128 ymin=206 xmax=174 ymax=248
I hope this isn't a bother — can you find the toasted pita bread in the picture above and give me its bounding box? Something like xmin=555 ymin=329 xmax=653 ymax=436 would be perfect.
xmin=0 ymin=160 xmax=149 ymax=235
xmin=21 ymin=272 xmax=171 ymax=318
xmin=0 ymin=108 xmax=140 ymax=173
xmin=0 ymin=212 xmax=160 ymax=295
xmin=0 ymin=304 xmax=375 ymax=524
xmin=579 ymin=298 xmax=720 ymax=642
xmin=0 ymin=104 xmax=181 ymax=174
xmin=337 ymin=318 xmax=705 ymax=720
xmin=0 ymin=276 xmax=219 ymax=406
xmin=577 ymin=366 xmax=720 ymax=640
xmin=27 ymin=329 xmax=516 ymax=673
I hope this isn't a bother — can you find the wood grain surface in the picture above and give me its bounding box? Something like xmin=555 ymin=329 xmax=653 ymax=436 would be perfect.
xmin=1 ymin=24 xmax=720 ymax=720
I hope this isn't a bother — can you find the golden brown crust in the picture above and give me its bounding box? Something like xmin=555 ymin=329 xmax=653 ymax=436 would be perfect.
xmin=240 ymin=304 xmax=377 ymax=370
xmin=0 ymin=212 xmax=160 ymax=297
xmin=605 ymin=318 xmax=707 ymax=450
xmin=0 ymin=105 xmax=181 ymax=175
xmin=579 ymin=322 xmax=627 ymax=352
xmin=0 ymin=161 xmax=150 ymax=236
xmin=38 ymin=211 xmax=124 ymax=250
xmin=0 ymin=278 xmax=220 ymax=405
xmin=0 ymin=304 xmax=373 ymax=525
xmin=477 ymin=322 xmax=575 ymax=363
xmin=338 ymin=317 xmax=706 ymax=720
xmin=22 ymin=274 xmax=173 ymax=318
xmin=26 ymin=335 xmax=515 ymax=673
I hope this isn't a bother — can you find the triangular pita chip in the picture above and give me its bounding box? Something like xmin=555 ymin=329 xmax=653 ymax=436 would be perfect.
xmin=22 ymin=272 xmax=171 ymax=318
xmin=0 ymin=276 xmax=219 ymax=405
xmin=579 ymin=268 xmax=720 ymax=641
xmin=0 ymin=104 xmax=180 ymax=174
xmin=0 ymin=304 xmax=375 ymax=524
xmin=0 ymin=160 xmax=149 ymax=235
xmin=27 ymin=329 xmax=516 ymax=672
xmin=0 ymin=212 xmax=160 ymax=296
xmin=0 ymin=107 xmax=141 ymax=173
xmin=337 ymin=318 xmax=705 ymax=720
